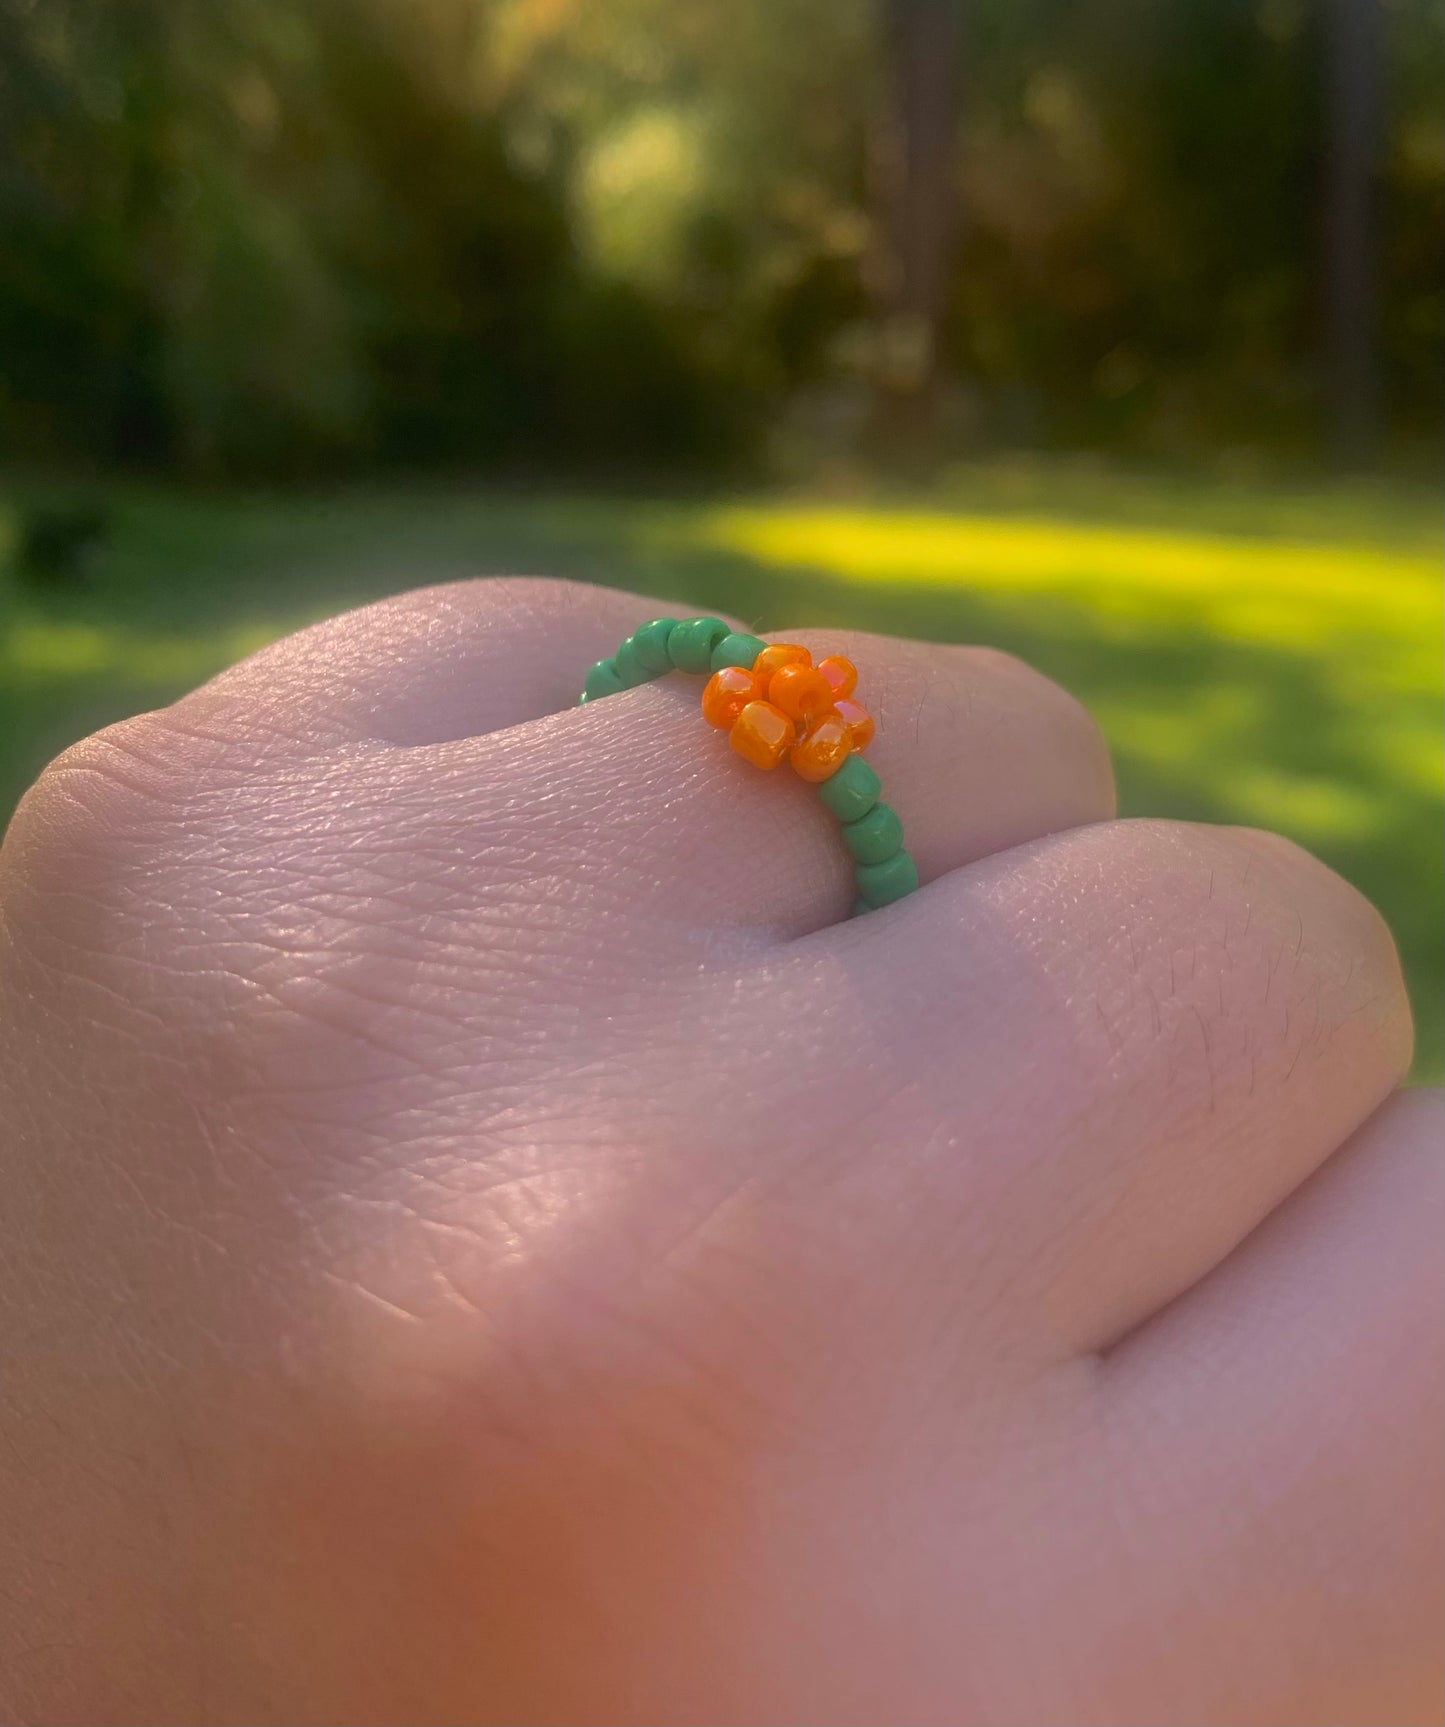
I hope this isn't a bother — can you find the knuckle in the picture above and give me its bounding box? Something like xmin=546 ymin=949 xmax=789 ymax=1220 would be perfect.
xmin=806 ymin=631 xmax=1117 ymax=820
xmin=961 ymin=644 xmax=1116 ymax=815
xmin=201 ymin=575 xmax=677 ymax=745
xmin=375 ymin=573 xmax=649 ymax=637
xmin=1225 ymin=823 xmax=1404 ymax=971
xmin=7 ymin=711 xmax=178 ymax=861
xmin=1133 ymin=818 xmax=1413 ymax=1077
xmin=211 ymin=575 xmax=636 ymax=688
xmin=1 ymin=706 xmax=250 ymax=908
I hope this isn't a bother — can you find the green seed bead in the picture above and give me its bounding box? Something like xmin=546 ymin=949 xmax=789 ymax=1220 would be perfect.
xmin=841 ymin=802 xmax=904 ymax=866
xmin=855 ymin=849 xmax=919 ymax=908
xmin=633 ymin=617 xmax=679 ymax=673
xmin=613 ymin=636 xmax=653 ymax=688
xmin=711 ymin=631 xmax=768 ymax=672
xmin=851 ymin=898 xmax=872 ymax=917
xmin=667 ymin=616 xmax=730 ymax=673
xmin=816 ymin=754 xmax=881 ymax=823
xmin=583 ymin=658 xmax=625 ymax=701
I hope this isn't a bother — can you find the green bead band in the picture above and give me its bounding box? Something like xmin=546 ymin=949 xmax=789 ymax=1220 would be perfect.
xmin=855 ymin=849 xmax=919 ymax=908
xmin=583 ymin=659 xmax=625 ymax=701
xmin=579 ymin=616 xmax=918 ymax=918
xmin=841 ymin=802 xmax=904 ymax=866
xmin=632 ymin=617 xmax=678 ymax=673
xmin=668 ymin=616 xmax=730 ymax=672
xmin=613 ymin=636 xmax=653 ymax=687
xmin=816 ymin=754 xmax=880 ymax=823
xmin=710 ymin=631 xmax=768 ymax=672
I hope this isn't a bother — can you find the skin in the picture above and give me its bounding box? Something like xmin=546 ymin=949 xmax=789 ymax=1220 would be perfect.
xmin=0 ymin=576 xmax=1439 ymax=1727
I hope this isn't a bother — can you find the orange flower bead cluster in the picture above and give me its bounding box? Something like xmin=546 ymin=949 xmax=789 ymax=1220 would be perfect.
xmin=701 ymin=644 xmax=875 ymax=781
xmin=580 ymin=618 xmax=917 ymax=914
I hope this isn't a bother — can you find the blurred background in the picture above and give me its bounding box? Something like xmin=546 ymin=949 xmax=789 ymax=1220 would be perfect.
xmin=0 ymin=0 xmax=1440 ymax=1074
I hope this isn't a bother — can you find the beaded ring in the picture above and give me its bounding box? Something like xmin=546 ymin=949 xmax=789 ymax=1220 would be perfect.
xmin=579 ymin=617 xmax=919 ymax=915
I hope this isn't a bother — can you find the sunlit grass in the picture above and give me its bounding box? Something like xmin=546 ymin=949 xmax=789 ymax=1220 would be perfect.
xmin=681 ymin=504 xmax=1440 ymax=687
xmin=4 ymin=617 xmax=282 ymax=684
xmin=672 ymin=497 xmax=1442 ymax=880
xmin=695 ymin=505 xmax=1436 ymax=611
xmin=1 ymin=468 xmax=1439 ymax=1079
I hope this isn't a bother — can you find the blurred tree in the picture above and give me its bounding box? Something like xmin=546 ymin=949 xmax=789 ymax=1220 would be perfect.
xmin=871 ymin=0 xmax=964 ymax=452
xmin=0 ymin=0 xmax=1438 ymax=478
xmin=1323 ymin=0 xmax=1384 ymax=465
xmin=0 ymin=0 xmax=367 ymax=472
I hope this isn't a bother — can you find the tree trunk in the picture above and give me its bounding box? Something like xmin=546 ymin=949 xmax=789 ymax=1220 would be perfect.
xmin=1322 ymin=0 xmax=1383 ymax=466
xmin=871 ymin=0 xmax=963 ymax=454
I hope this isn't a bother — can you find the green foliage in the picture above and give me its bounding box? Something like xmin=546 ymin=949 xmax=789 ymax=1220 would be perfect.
xmin=0 ymin=0 xmax=744 ymax=474
xmin=0 ymin=0 xmax=1440 ymax=475
xmin=1 ymin=466 xmax=1439 ymax=1078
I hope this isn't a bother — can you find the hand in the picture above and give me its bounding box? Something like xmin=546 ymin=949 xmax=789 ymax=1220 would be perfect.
xmin=1 ymin=579 xmax=1438 ymax=1725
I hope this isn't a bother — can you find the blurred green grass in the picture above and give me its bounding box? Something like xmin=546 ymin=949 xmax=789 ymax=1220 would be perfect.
xmin=2 ymin=463 xmax=1440 ymax=1080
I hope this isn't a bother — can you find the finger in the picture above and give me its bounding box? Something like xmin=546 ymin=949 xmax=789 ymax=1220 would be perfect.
xmin=191 ymin=576 xmax=714 ymax=748
xmin=363 ymin=639 xmax=1109 ymax=940
xmin=170 ymin=580 xmax=1115 ymax=937
xmin=765 ymin=818 xmax=1413 ymax=1359
xmin=751 ymin=626 xmax=1116 ymax=890
xmin=1088 ymin=1089 xmax=1444 ymax=1725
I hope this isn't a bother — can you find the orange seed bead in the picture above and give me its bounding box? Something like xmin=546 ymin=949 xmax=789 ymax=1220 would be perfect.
xmin=789 ymin=710 xmax=852 ymax=782
xmin=768 ymin=662 xmax=835 ymax=724
xmin=751 ymin=642 xmax=812 ymax=683
xmin=817 ymin=655 xmax=858 ymax=700
xmin=834 ymin=697 xmax=875 ymax=751
xmin=701 ymin=665 xmax=762 ymax=729
xmin=730 ymin=700 xmax=795 ymax=769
